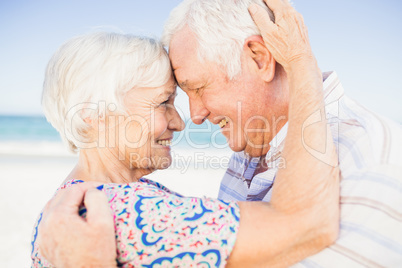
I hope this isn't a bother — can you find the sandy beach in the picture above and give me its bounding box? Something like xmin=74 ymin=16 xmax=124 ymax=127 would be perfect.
xmin=0 ymin=141 xmax=232 ymax=267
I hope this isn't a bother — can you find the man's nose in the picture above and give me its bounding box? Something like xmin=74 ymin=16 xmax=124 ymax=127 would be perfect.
xmin=189 ymin=98 xmax=209 ymax=125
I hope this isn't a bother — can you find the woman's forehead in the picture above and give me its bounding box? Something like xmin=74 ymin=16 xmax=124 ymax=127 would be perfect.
xmin=127 ymin=81 xmax=177 ymax=100
xmin=157 ymin=78 xmax=177 ymax=96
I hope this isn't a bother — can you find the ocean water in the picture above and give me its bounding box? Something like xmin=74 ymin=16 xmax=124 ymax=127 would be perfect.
xmin=0 ymin=116 xmax=60 ymax=142
xmin=0 ymin=115 xmax=229 ymax=154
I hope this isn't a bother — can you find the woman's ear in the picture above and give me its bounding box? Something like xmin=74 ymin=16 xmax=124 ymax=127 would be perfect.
xmin=243 ymin=35 xmax=276 ymax=83
xmin=83 ymin=112 xmax=105 ymax=136
xmin=97 ymin=111 xmax=106 ymax=132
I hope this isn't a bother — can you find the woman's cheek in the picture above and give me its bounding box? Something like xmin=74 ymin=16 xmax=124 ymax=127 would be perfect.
xmin=152 ymin=112 xmax=168 ymax=138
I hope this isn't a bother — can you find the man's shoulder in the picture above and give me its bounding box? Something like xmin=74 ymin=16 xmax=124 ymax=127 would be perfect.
xmin=332 ymin=95 xmax=402 ymax=168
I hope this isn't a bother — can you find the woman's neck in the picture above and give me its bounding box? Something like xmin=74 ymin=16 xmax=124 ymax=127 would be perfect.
xmin=65 ymin=148 xmax=152 ymax=184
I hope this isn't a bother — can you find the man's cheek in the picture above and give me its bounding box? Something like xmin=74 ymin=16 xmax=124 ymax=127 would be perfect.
xmin=224 ymin=124 xmax=247 ymax=151
xmin=244 ymin=116 xmax=271 ymax=149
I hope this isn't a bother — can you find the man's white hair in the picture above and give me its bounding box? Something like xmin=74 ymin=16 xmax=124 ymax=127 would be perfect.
xmin=42 ymin=32 xmax=171 ymax=152
xmin=162 ymin=0 xmax=274 ymax=79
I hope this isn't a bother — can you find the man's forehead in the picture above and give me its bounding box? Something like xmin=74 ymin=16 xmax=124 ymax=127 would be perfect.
xmin=168 ymin=26 xmax=197 ymax=69
xmin=168 ymin=26 xmax=219 ymax=90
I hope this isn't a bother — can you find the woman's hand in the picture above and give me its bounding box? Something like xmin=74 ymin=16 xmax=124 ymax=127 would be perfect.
xmin=249 ymin=0 xmax=316 ymax=73
xmin=38 ymin=182 xmax=117 ymax=268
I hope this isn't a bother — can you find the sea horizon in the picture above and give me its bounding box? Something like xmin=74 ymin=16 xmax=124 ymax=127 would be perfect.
xmin=0 ymin=114 xmax=233 ymax=159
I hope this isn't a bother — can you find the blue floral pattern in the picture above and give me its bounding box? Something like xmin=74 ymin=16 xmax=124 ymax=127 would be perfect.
xmin=31 ymin=179 xmax=240 ymax=267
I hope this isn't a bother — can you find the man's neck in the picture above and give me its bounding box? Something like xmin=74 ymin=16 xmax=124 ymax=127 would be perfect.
xmin=254 ymin=157 xmax=269 ymax=176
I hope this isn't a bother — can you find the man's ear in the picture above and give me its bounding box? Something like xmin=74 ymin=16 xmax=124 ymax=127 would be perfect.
xmin=243 ymin=35 xmax=276 ymax=83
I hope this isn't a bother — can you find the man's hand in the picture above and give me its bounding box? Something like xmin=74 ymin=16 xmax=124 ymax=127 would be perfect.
xmin=38 ymin=182 xmax=117 ymax=268
xmin=249 ymin=0 xmax=315 ymax=73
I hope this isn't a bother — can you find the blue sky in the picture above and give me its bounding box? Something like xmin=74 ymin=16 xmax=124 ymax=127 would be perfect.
xmin=0 ymin=0 xmax=401 ymax=122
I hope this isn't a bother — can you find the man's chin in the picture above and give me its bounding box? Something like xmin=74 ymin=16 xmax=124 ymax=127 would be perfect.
xmin=227 ymin=140 xmax=246 ymax=153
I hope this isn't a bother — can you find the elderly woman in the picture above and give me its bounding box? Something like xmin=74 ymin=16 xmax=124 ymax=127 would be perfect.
xmin=32 ymin=5 xmax=339 ymax=267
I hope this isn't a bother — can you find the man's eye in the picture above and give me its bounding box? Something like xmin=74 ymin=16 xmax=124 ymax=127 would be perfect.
xmin=194 ymin=87 xmax=203 ymax=96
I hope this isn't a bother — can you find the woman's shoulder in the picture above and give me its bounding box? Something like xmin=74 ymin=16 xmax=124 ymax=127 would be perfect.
xmin=138 ymin=177 xmax=183 ymax=197
xmin=62 ymin=178 xmax=183 ymax=197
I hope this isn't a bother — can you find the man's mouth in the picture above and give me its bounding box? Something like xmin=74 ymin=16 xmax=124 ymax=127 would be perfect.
xmin=157 ymin=139 xmax=172 ymax=146
xmin=218 ymin=118 xmax=229 ymax=128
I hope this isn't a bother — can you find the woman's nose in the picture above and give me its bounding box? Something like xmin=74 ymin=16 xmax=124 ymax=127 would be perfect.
xmin=167 ymin=105 xmax=185 ymax=132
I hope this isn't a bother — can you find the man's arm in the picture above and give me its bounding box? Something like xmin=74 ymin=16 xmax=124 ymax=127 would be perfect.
xmin=227 ymin=0 xmax=339 ymax=267
xmin=38 ymin=183 xmax=117 ymax=268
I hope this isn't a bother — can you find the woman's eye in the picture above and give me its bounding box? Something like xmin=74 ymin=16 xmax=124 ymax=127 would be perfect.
xmin=159 ymin=99 xmax=168 ymax=107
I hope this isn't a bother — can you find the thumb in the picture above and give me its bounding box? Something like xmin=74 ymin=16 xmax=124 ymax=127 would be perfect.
xmin=84 ymin=188 xmax=114 ymax=227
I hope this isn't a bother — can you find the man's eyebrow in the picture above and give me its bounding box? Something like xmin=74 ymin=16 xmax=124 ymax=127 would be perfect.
xmin=178 ymin=80 xmax=198 ymax=90
xmin=176 ymin=81 xmax=187 ymax=90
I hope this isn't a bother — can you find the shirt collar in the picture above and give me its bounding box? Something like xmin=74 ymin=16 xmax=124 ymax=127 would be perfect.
xmin=322 ymin=71 xmax=345 ymax=117
xmin=269 ymin=122 xmax=288 ymax=149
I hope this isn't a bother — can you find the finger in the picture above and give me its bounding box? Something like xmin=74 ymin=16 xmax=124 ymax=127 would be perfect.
xmin=249 ymin=3 xmax=277 ymax=35
xmin=41 ymin=181 xmax=104 ymax=228
xmin=84 ymin=188 xmax=114 ymax=227
xmin=259 ymin=0 xmax=286 ymax=18
xmin=280 ymin=0 xmax=293 ymax=8
xmin=37 ymin=220 xmax=56 ymax=260
xmin=37 ymin=211 xmax=58 ymax=261
xmin=42 ymin=195 xmax=56 ymax=216
xmin=54 ymin=181 xmax=103 ymax=207
xmin=39 ymin=185 xmax=90 ymax=233
xmin=260 ymin=0 xmax=295 ymax=22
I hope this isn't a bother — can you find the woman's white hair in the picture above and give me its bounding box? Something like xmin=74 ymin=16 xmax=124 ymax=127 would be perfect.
xmin=42 ymin=32 xmax=171 ymax=153
xmin=161 ymin=0 xmax=274 ymax=79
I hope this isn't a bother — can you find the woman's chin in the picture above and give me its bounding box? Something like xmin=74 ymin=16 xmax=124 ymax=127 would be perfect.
xmin=150 ymin=153 xmax=173 ymax=170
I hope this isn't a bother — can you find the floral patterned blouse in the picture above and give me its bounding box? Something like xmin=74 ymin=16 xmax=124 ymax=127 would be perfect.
xmin=31 ymin=178 xmax=240 ymax=267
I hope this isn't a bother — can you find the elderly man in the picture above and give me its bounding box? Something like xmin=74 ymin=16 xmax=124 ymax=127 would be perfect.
xmin=163 ymin=1 xmax=402 ymax=266
xmin=37 ymin=0 xmax=402 ymax=267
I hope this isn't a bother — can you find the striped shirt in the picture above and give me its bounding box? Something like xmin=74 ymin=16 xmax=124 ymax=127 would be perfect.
xmin=218 ymin=71 xmax=402 ymax=267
